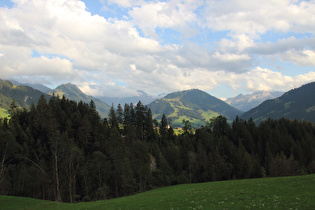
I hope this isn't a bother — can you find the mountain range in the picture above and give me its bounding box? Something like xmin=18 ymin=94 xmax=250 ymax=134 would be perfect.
xmin=0 ymin=80 xmax=110 ymax=118
xmin=241 ymin=82 xmax=315 ymax=124
xmin=11 ymin=80 xmax=52 ymax=93
xmin=1 ymin=78 xmax=315 ymax=126
xmin=226 ymin=91 xmax=284 ymax=112
xmin=100 ymin=90 xmax=158 ymax=106
xmin=12 ymin=80 xmax=159 ymax=106
xmin=148 ymin=89 xmax=243 ymax=127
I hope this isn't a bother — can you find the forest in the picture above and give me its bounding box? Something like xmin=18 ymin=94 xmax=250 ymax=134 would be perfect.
xmin=0 ymin=95 xmax=314 ymax=202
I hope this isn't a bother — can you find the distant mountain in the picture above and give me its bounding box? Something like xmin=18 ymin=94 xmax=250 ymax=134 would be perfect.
xmin=11 ymin=80 xmax=52 ymax=93
xmin=157 ymin=93 xmax=168 ymax=99
xmin=24 ymin=83 xmax=52 ymax=93
xmin=48 ymin=83 xmax=110 ymax=118
xmin=149 ymin=89 xmax=243 ymax=128
xmin=226 ymin=91 xmax=283 ymax=112
xmin=241 ymin=82 xmax=315 ymax=124
xmin=0 ymin=79 xmax=50 ymax=111
xmin=100 ymin=90 xmax=157 ymax=106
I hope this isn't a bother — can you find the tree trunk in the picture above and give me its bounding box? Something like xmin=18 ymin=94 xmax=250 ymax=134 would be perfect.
xmin=82 ymin=171 xmax=89 ymax=198
xmin=53 ymin=153 xmax=62 ymax=202
xmin=68 ymin=159 xmax=73 ymax=203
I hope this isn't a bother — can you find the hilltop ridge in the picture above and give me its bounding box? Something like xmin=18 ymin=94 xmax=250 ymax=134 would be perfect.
xmin=149 ymin=89 xmax=243 ymax=127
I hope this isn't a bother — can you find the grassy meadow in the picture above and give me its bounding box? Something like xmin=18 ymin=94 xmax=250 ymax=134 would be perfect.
xmin=1 ymin=174 xmax=314 ymax=209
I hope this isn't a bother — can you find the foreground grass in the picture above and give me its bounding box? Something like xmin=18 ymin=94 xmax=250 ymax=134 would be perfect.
xmin=1 ymin=174 xmax=314 ymax=209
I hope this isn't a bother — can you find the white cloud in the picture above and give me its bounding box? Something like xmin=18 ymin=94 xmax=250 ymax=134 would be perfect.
xmin=203 ymin=0 xmax=315 ymax=36
xmin=282 ymin=49 xmax=315 ymax=66
xmin=249 ymin=36 xmax=315 ymax=66
xmin=243 ymin=67 xmax=293 ymax=91
xmin=0 ymin=0 xmax=314 ymax=99
xmin=236 ymin=67 xmax=315 ymax=92
xmin=0 ymin=0 xmax=162 ymax=81
xmin=129 ymin=0 xmax=200 ymax=38
xmin=202 ymin=0 xmax=315 ymax=59
xmin=25 ymin=56 xmax=74 ymax=76
xmin=213 ymin=52 xmax=250 ymax=62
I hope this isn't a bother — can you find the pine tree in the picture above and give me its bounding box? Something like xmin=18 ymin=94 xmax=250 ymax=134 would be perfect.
xmin=116 ymin=104 xmax=123 ymax=125
xmin=109 ymin=105 xmax=118 ymax=129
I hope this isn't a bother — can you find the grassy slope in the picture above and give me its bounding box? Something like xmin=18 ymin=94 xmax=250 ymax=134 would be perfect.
xmin=1 ymin=174 xmax=314 ymax=209
xmin=150 ymin=89 xmax=242 ymax=128
xmin=153 ymin=98 xmax=220 ymax=128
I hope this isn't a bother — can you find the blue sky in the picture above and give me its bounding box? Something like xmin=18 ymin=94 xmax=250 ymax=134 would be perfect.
xmin=0 ymin=0 xmax=315 ymax=99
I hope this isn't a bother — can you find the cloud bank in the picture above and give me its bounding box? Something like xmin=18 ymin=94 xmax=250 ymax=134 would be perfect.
xmin=0 ymin=0 xmax=314 ymax=98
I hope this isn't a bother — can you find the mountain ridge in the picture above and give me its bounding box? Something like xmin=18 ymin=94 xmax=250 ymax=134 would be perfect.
xmin=48 ymin=83 xmax=110 ymax=118
xmin=241 ymin=82 xmax=315 ymax=124
xmin=226 ymin=91 xmax=284 ymax=112
xmin=149 ymin=89 xmax=243 ymax=127
xmin=0 ymin=79 xmax=50 ymax=112
xmin=10 ymin=80 xmax=52 ymax=93
xmin=4 ymin=79 xmax=315 ymax=125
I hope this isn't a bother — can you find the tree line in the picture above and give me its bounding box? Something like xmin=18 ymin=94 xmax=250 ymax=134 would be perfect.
xmin=0 ymin=95 xmax=314 ymax=202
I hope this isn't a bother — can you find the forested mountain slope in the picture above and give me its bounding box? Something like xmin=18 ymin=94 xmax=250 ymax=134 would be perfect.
xmin=0 ymin=79 xmax=50 ymax=111
xmin=149 ymin=89 xmax=243 ymax=127
xmin=241 ymin=82 xmax=315 ymax=124
xmin=48 ymin=83 xmax=110 ymax=118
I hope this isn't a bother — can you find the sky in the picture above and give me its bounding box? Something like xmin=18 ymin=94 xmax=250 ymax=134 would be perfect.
xmin=0 ymin=0 xmax=315 ymax=99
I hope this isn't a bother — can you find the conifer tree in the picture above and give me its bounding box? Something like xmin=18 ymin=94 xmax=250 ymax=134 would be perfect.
xmin=109 ymin=105 xmax=118 ymax=129
xmin=116 ymin=104 xmax=123 ymax=125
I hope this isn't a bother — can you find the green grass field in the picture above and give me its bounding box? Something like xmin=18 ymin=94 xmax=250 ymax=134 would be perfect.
xmin=1 ymin=174 xmax=314 ymax=209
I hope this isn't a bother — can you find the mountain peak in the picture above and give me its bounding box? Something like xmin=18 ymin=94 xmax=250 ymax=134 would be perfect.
xmin=57 ymin=83 xmax=81 ymax=90
xmin=164 ymin=89 xmax=208 ymax=99
xmin=48 ymin=83 xmax=110 ymax=117
xmin=149 ymin=89 xmax=242 ymax=127
xmin=226 ymin=91 xmax=283 ymax=112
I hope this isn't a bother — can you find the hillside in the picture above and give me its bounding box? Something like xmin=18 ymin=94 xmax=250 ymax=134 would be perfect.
xmin=0 ymin=79 xmax=50 ymax=112
xmin=241 ymin=82 xmax=315 ymax=124
xmin=48 ymin=83 xmax=110 ymax=118
xmin=149 ymin=89 xmax=243 ymax=127
xmin=226 ymin=91 xmax=283 ymax=112
xmin=1 ymin=174 xmax=314 ymax=209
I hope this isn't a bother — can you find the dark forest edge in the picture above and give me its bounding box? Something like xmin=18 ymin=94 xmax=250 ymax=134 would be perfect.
xmin=0 ymin=95 xmax=314 ymax=202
